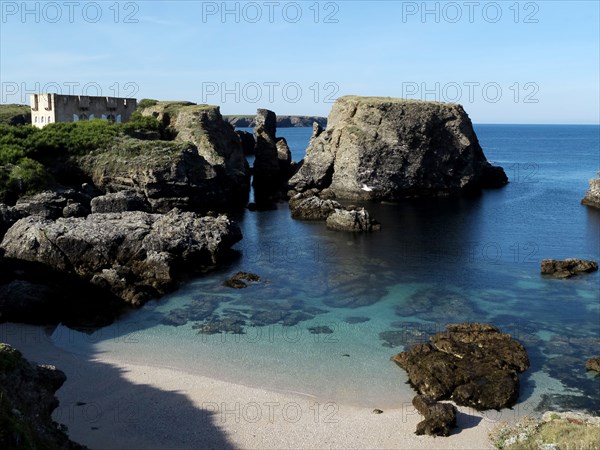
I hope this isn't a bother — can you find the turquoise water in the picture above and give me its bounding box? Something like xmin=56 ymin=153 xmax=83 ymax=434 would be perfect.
xmin=50 ymin=125 xmax=600 ymax=413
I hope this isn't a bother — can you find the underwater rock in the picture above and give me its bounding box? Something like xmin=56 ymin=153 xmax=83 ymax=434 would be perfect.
xmin=585 ymin=356 xmax=600 ymax=373
xmin=223 ymin=271 xmax=261 ymax=289
xmin=344 ymin=316 xmax=370 ymax=324
xmin=308 ymin=325 xmax=334 ymax=334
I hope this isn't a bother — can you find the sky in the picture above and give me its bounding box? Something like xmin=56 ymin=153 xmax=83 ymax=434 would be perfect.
xmin=0 ymin=0 xmax=599 ymax=124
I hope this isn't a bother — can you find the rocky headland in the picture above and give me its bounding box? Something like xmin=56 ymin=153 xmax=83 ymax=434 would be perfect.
xmin=582 ymin=173 xmax=600 ymax=209
xmin=289 ymin=96 xmax=507 ymax=200
xmin=0 ymin=343 xmax=83 ymax=449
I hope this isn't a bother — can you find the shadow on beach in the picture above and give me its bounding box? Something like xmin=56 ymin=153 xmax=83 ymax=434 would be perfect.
xmin=0 ymin=323 xmax=236 ymax=450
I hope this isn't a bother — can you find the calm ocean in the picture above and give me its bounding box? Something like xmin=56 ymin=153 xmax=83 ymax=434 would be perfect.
xmin=50 ymin=125 xmax=600 ymax=414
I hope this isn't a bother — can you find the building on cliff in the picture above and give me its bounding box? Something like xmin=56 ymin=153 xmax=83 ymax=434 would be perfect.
xmin=30 ymin=93 xmax=137 ymax=128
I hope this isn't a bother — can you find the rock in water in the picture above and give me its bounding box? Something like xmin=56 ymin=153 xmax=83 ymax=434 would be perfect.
xmin=541 ymin=258 xmax=599 ymax=278
xmin=289 ymin=96 xmax=507 ymax=200
xmin=288 ymin=191 xmax=342 ymax=220
xmin=412 ymin=395 xmax=457 ymax=437
xmin=585 ymin=357 xmax=600 ymax=373
xmin=582 ymin=173 xmax=600 ymax=209
xmin=252 ymin=109 xmax=294 ymax=202
xmin=392 ymin=323 xmax=529 ymax=410
xmin=0 ymin=209 xmax=242 ymax=305
xmin=0 ymin=343 xmax=84 ymax=448
xmin=326 ymin=207 xmax=381 ymax=232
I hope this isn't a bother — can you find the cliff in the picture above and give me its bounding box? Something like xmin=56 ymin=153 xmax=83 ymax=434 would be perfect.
xmin=289 ymin=96 xmax=507 ymax=200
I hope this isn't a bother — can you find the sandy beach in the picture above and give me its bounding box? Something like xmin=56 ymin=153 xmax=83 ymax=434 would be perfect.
xmin=0 ymin=323 xmax=510 ymax=450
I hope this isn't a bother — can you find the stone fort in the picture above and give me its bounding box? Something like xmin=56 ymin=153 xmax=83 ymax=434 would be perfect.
xmin=30 ymin=93 xmax=137 ymax=128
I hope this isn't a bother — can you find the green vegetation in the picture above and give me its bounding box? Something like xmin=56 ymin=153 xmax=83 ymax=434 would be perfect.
xmin=0 ymin=113 xmax=166 ymax=202
xmin=137 ymin=98 xmax=159 ymax=110
xmin=490 ymin=414 xmax=600 ymax=449
xmin=0 ymin=104 xmax=30 ymax=126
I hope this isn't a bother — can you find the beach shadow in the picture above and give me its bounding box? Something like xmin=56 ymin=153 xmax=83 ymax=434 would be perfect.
xmin=0 ymin=324 xmax=237 ymax=450
xmin=451 ymin=410 xmax=483 ymax=435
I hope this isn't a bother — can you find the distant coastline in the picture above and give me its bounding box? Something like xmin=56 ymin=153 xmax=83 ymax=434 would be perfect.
xmin=224 ymin=114 xmax=327 ymax=128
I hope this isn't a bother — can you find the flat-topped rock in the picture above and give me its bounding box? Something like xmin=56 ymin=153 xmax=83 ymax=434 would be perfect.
xmin=289 ymin=96 xmax=507 ymax=200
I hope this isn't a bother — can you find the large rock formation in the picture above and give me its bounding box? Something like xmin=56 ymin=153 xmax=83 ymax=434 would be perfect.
xmin=0 ymin=209 xmax=242 ymax=306
xmin=541 ymin=259 xmax=599 ymax=278
xmin=81 ymin=101 xmax=250 ymax=212
xmin=0 ymin=343 xmax=84 ymax=449
xmin=582 ymin=174 xmax=600 ymax=209
xmin=326 ymin=207 xmax=381 ymax=232
xmin=393 ymin=323 xmax=529 ymax=410
xmin=252 ymin=109 xmax=294 ymax=202
xmin=289 ymin=96 xmax=507 ymax=200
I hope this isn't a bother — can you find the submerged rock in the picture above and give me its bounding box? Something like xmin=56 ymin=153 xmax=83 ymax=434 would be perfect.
xmin=540 ymin=259 xmax=599 ymax=278
xmin=412 ymin=395 xmax=457 ymax=437
xmin=0 ymin=343 xmax=84 ymax=449
xmin=393 ymin=323 xmax=529 ymax=410
xmin=223 ymin=271 xmax=261 ymax=289
xmin=289 ymin=96 xmax=507 ymax=200
xmin=581 ymin=173 xmax=600 ymax=209
xmin=0 ymin=209 xmax=242 ymax=306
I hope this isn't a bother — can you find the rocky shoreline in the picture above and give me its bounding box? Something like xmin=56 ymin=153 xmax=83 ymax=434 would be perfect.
xmin=224 ymin=115 xmax=327 ymax=128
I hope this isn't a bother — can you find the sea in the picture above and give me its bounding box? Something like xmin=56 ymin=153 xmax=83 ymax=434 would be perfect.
xmin=48 ymin=125 xmax=600 ymax=415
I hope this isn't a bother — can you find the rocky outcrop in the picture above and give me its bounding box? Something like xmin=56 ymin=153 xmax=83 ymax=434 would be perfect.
xmin=393 ymin=323 xmax=529 ymax=410
xmin=326 ymin=207 xmax=381 ymax=232
xmin=586 ymin=357 xmax=600 ymax=373
xmin=90 ymin=190 xmax=150 ymax=214
xmin=224 ymin=115 xmax=327 ymax=128
xmin=0 ymin=209 xmax=242 ymax=305
xmin=0 ymin=203 xmax=24 ymax=241
xmin=84 ymin=101 xmax=252 ymax=212
xmin=289 ymin=96 xmax=508 ymax=200
xmin=252 ymin=109 xmax=294 ymax=202
xmin=288 ymin=191 xmax=342 ymax=220
xmin=0 ymin=343 xmax=84 ymax=449
xmin=412 ymin=395 xmax=457 ymax=437
xmin=14 ymin=189 xmax=91 ymax=220
xmin=582 ymin=174 xmax=600 ymax=209
xmin=236 ymin=130 xmax=255 ymax=156
xmin=541 ymin=259 xmax=599 ymax=278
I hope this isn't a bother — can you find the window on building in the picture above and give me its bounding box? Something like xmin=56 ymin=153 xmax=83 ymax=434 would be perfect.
xmin=48 ymin=116 xmax=51 ymax=123
xmin=89 ymin=114 xmax=95 ymax=120
xmin=41 ymin=116 xmax=45 ymax=123
xmin=73 ymin=114 xmax=79 ymax=122
xmin=34 ymin=116 xmax=38 ymax=123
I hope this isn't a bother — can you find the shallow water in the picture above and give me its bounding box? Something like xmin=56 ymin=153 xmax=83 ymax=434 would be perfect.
xmin=50 ymin=125 xmax=600 ymax=413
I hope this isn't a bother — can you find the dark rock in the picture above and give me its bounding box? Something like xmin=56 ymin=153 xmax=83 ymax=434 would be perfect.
xmin=586 ymin=356 xmax=600 ymax=373
xmin=308 ymin=325 xmax=334 ymax=334
xmin=582 ymin=173 xmax=600 ymax=209
xmin=289 ymin=191 xmax=342 ymax=220
xmin=223 ymin=271 xmax=261 ymax=289
xmin=252 ymin=109 xmax=294 ymax=200
xmin=193 ymin=317 xmax=246 ymax=334
xmin=326 ymin=207 xmax=381 ymax=232
xmin=62 ymin=202 xmax=89 ymax=218
xmin=541 ymin=259 xmax=599 ymax=278
xmin=395 ymin=288 xmax=480 ymax=323
xmin=289 ymin=96 xmax=507 ymax=199
xmin=372 ymin=408 xmax=383 ymax=414
xmin=412 ymin=395 xmax=457 ymax=437
xmin=14 ymin=189 xmax=91 ymax=220
xmin=392 ymin=323 xmax=530 ymax=410
xmin=90 ymin=191 xmax=150 ymax=214
xmin=0 ymin=209 xmax=242 ymax=306
xmin=0 ymin=203 xmax=24 ymax=241
xmin=0 ymin=343 xmax=84 ymax=449
xmin=236 ymin=130 xmax=255 ymax=156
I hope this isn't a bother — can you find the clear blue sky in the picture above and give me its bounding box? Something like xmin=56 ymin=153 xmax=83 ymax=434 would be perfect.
xmin=1 ymin=1 xmax=599 ymax=123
